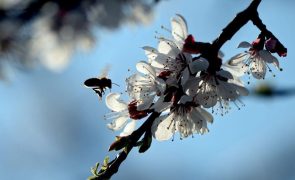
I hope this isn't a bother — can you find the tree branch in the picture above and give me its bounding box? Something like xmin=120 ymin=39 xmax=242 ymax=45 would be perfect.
xmin=91 ymin=112 xmax=161 ymax=180
xmin=251 ymin=12 xmax=287 ymax=56
xmin=212 ymin=0 xmax=262 ymax=50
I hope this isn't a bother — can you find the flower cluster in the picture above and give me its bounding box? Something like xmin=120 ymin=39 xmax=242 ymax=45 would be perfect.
xmin=104 ymin=14 xmax=284 ymax=141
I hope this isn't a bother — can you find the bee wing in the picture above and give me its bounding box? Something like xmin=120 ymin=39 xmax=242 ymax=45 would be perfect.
xmin=98 ymin=64 xmax=111 ymax=78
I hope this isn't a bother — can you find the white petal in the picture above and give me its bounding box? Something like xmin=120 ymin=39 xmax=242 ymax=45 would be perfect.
xmin=218 ymin=70 xmax=233 ymax=79
xmin=142 ymin=46 xmax=167 ymax=69
xmin=171 ymin=14 xmax=188 ymax=42
xmin=105 ymin=93 xmax=127 ymax=112
xmin=107 ymin=117 xmax=129 ymax=131
xmin=179 ymin=95 xmax=193 ymax=104
xmin=142 ymin=46 xmax=158 ymax=63
xmin=234 ymin=84 xmax=249 ymax=96
xmin=227 ymin=53 xmax=248 ymax=65
xmin=152 ymin=114 xmax=174 ymax=141
xmin=183 ymin=52 xmax=193 ymax=64
xmin=223 ymin=53 xmax=249 ymax=77
xmin=237 ymin=41 xmax=252 ymax=48
xmin=136 ymin=61 xmax=156 ymax=77
xmin=151 ymin=96 xmax=172 ymax=112
xmin=229 ymin=75 xmax=245 ymax=87
xmin=217 ymin=81 xmax=237 ymax=100
xmin=197 ymin=107 xmax=214 ymax=124
xmin=222 ymin=64 xmax=245 ymax=77
xmin=196 ymin=90 xmax=218 ymax=108
xmin=250 ymin=60 xmax=266 ymax=79
xmin=158 ymin=38 xmax=181 ymax=57
xmin=155 ymin=78 xmax=166 ymax=94
xmin=189 ymin=57 xmax=209 ymax=74
xmin=120 ymin=120 xmax=136 ymax=136
xmin=137 ymin=95 xmax=155 ymax=111
xmin=181 ymin=67 xmax=190 ymax=86
xmin=259 ymin=50 xmax=280 ymax=69
xmin=183 ymin=77 xmax=200 ymax=96
xmin=190 ymin=109 xmax=204 ymax=130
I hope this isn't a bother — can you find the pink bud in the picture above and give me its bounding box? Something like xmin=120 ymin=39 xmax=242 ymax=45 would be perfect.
xmin=183 ymin=34 xmax=200 ymax=54
xmin=265 ymin=38 xmax=277 ymax=53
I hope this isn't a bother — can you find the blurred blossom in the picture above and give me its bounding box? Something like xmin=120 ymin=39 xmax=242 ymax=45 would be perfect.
xmin=0 ymin=0 xmax=31 ymax=9
xmin=0 ymin=0 xmax=158 ymax=78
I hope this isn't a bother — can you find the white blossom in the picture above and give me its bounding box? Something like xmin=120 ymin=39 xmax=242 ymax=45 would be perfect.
xmin=151 ymin=95 xmax=213 ymax=141
xmin=225 ymin=41 xmax=281 ymax=79
xmin=126 ymin=61 xmax=166 ymax=110
xmin=143 ymin=15 xmax=189 ymax=73
xmin=184 ymin=58 xmax=249 ymax=114
xmin=104 ymin=93 xmax=136 ymax=136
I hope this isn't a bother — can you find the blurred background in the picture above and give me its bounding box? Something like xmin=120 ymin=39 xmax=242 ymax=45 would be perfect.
xmin=0 ymin=0 xmax=295 ymax=179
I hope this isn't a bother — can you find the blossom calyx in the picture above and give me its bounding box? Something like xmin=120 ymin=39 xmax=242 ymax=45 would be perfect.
xmin=128 ymin=100 xmax=148 ymax=120
xmin=108 ymin=136 xmax=129 ymax=151
xmin=265 ymin=38 xmax=287 ymax=57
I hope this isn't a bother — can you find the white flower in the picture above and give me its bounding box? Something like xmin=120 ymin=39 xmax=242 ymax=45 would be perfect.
xmin=184 ymin=62 xmax=249 ymax=114
xmin=142 ymin=14 xmax=193 ymax=80
xmin=143 ymin=40 xmax=192 ymax=78
xmin=151 ymin=95 xmax=213 ymax=141
xmin=225 ymin=41 xmax=280 ymax=79
xmin=104 ymin=93 xmax=146 ymax=136
xmin=126 ymin=61 xmax=166 ymax=110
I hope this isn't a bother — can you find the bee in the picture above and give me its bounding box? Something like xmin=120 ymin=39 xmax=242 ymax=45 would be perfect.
xmin=84 ymin=65 xmax=116 ymax=99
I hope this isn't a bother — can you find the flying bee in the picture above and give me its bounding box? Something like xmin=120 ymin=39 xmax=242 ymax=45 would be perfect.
xmin=84 ymin=65 xmax=117 ymax=99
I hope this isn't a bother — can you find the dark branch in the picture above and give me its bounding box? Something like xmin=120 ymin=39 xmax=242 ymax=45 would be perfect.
xmin=212 ymin=0 xmax=262 ymax=50
xmin=251 ymin=13 xmax=287 ymax=56
xmin=91 ymin=112 xmax=161 ymax=180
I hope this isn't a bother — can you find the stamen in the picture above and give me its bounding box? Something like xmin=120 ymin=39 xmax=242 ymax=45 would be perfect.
xmin=161 ymin=25 xmax=172 ymax=34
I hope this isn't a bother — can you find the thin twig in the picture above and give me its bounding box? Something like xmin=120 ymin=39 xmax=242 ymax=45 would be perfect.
xmin=93 ymin=112 xmax=161 ymax=180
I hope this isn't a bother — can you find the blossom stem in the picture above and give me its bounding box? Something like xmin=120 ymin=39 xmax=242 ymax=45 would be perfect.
xmin=92 ymin=112 xmax=161 ymax=180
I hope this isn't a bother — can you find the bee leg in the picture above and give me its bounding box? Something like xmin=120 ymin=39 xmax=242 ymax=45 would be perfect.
xmin=97 ymin=91 xmax=103 ymax=100
xmin=101 ymin=89 xmax=106 ymax=95
xmin=93 ymin=88 xmax=103 ymax=99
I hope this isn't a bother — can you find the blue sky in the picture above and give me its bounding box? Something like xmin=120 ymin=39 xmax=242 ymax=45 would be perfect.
xmin=1 ymin=0 xmax=295 ymax=179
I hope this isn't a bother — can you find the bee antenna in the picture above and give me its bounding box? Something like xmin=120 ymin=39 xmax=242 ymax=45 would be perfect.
xmin=112 ymin=82 xmax=120 ymax=87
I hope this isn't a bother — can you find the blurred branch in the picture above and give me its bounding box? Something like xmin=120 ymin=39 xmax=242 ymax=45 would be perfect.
xmin=253 ymin=83 xmax=295 ymax=98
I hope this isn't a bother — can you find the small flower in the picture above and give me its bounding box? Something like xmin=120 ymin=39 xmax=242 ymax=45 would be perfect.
xmin=226 ymin=39 xmax=281 ymax=79
xmin=104 ymin=93 xmax=148 ymax=136
xmin=126 ymin=61 xmax=166 ymax=110
xmin=151 ymin=95 xmax=213 ymax=141
xmin=142 ymin=14 xmax=194 ymax=80
xmin=183 ymin=59 xmax=249 ymax=114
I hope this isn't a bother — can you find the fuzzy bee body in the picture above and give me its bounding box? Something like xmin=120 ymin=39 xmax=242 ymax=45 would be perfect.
xmin=84 ymin=77 xmax=112 ymax=99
